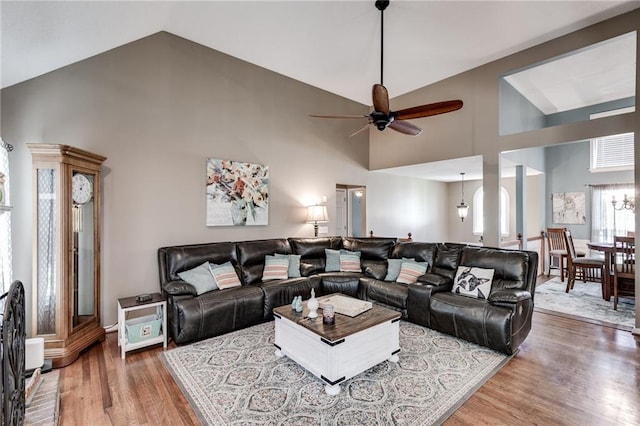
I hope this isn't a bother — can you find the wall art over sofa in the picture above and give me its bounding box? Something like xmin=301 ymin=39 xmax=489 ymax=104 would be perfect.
xmin=206 ymin=158 xmax=269 ymax=226
xmin=552 ymin=191 xmax=586 ymax=224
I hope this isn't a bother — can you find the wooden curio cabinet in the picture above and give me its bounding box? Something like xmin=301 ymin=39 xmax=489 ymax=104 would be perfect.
xmin=28 ymin=144 xmax=106 ymax=367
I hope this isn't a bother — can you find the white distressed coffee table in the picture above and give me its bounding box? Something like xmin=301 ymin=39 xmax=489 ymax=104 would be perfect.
xmin=273 ymin=293 xmax=401 ymax=395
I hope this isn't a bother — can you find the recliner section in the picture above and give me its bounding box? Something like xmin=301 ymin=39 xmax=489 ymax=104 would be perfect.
xmin=158 ymin=237 xmax=538 ymax=354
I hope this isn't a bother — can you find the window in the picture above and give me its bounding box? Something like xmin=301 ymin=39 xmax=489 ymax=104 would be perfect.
xmin=590 ymin=132 xmax=634 ymax=172
xmin=589 ymin=107 xmax=635 ymax=173
xmin=472 ymin=186 xmax=510 ymax=237
xmin=591 ymin=184 xmax=635 ymax=242
xmin=0 ymin=139 xmax=12 ymax=294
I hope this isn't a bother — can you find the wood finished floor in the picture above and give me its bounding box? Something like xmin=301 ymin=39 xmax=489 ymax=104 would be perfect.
xmin=58 ymin=296 xmax=639 ymax=425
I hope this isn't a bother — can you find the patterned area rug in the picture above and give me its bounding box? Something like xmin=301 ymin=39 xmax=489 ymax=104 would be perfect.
xmin=162 ymin=321 xmax=511 ymax=425
xmin=535 ymin=278 xmax=635 ymax=329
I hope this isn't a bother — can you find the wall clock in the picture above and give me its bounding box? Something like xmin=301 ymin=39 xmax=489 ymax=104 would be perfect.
xmin=72 ymin=173 xmax=93 ymax=205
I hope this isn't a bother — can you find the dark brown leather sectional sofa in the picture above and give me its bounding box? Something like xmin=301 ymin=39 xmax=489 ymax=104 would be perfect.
xmin=158 ymin=237 xmax=538 ymax=354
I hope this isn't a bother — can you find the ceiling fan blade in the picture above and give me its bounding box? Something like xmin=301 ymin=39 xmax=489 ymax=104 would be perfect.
xmin=388 ymin=120 xmax=422 ymax=136
xmin=394 ymin=100 xmax=463 ymax=121
xmin=309 ymin=114 xmax=369 ymax=119
xmin=372 ymin=84 xmax=390 ymax=114
xmin=349 ymin=123 xmax=372 ymax=138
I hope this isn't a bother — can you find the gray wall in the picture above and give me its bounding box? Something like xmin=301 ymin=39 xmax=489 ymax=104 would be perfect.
xmin=544 ymin=140 xmax=634 ymax=239
xmin=499 ymin=78 xmax=545 ymax=135
xmin=367 ymin=172 xmax=448 ymax=243
xmin=2 ymin=32 xmax=441 ymax=327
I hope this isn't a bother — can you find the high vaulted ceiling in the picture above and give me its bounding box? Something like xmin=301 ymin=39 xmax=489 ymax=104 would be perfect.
xmin=2 ymin=1 xmax=638 ymax=107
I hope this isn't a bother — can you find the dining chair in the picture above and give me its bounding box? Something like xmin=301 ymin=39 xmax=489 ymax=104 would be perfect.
xmin=564 ymin=230 xmax=605 ymax=295
xmin=547 ymin=227 xmax=585 ymax=281
xmin=613 ymin=236 xmax=635 ymax=310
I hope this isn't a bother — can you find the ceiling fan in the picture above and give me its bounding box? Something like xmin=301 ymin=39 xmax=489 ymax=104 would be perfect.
xmin=310 ymin=0 xmax=463 ymax=137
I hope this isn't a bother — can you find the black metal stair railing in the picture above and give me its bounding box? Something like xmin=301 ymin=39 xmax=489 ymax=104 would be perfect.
xmin=0 ymin=281 xmax=26 ymax=426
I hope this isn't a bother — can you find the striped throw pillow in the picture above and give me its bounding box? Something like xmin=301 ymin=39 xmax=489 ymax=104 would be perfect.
xmin=209 ymin=262 xmax=242 ymax=289
xmin=340 ymin=251 xmax=362 ymax=272
xmin=396 ymin=259 xmax=428 ymax=284
xmin=262 ymin=255 xmax=289 ymax=281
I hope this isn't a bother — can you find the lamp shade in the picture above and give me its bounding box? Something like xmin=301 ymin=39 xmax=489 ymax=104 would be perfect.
xmin=306 ymin=205 xmax=329 ymax=223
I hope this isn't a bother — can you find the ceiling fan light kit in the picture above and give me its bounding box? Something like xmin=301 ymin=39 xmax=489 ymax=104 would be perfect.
xmin=310 ymin=0 xmax=463 ymax=137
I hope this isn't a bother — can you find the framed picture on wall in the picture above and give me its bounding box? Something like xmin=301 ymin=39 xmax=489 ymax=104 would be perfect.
xmin=206 ymin=158 xmax=269 ymax=226
xmin=552 ymin=192 xmax=586 ymax=224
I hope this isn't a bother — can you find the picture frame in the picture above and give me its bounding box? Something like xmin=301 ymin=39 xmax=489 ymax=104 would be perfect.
xmin=205 ymin=158 xmax=269 ymax=226
xmin=552 ymin=192 xmax=586 ymax=224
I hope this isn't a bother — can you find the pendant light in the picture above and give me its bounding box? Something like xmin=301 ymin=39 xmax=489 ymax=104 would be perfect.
xmin=457 ymin=172 xmax=469 ymax=222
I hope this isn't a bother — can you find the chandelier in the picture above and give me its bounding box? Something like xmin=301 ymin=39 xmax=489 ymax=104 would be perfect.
xmin=457 ymin=172 xmax=469 ymax=222
xmin=612 ymin=194 xmax=635 ymax=213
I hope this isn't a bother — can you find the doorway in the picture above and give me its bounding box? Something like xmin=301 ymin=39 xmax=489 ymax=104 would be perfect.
xmin=336 ymin=184 xmax=366 ymax=237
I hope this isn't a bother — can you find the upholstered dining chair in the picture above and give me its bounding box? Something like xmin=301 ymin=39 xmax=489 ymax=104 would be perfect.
xmin=547 ymin=227 xmax=585 ymax=281
xmin=564 ymin=230 xmax=605 ymax=295
xmin=613 ymin=236 xmax=635 ymax=310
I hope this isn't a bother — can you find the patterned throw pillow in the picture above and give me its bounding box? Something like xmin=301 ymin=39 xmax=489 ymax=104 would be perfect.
xmin=177 ymin=261 xmax=218 ymax=295
xmin=340 ymin=250 xmax=362 ymax=272
xmin=275 ymin=253 xmax=302 ymax=278
xmin=262 ymin=255 xmax=290 ymax=281
xmin=384 ymin=259 xmax=404 ymax=281
xmin=396 ymin=259 xmax=428 ymax=284
xmin=325 ymin=249 xmax=341 ymax=272
xmin=452 ymin=266 xmax=495 ymax=299
xmin=209 ymin=262 xmax=242 ymax=289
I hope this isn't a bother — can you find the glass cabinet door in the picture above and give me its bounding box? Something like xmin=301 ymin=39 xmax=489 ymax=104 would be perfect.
xmin=35 ymin=167 xmax=58 ymax=335
xmin=71 ymin=171 xmax=96 ymax=329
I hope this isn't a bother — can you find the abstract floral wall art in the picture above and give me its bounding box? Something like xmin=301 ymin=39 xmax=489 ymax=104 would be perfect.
xmin=206 ymin=159 xmax=269 ymax=226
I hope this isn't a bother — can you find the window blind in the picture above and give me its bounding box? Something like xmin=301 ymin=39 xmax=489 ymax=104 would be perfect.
xmin=590 ymin=132 xmax=634 ymax=172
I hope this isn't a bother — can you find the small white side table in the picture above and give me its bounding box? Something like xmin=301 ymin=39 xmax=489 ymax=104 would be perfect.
xmin=117 ymin=293 xmax=167 ymax=359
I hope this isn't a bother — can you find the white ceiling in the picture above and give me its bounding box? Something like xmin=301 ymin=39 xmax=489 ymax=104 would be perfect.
xmin=504 ymin=30 xmax=637 ymax=115
xmin=2 ymin=0 xmax=638 ymax=106
xmin=1 ymin=1 xmax=638 ymax=181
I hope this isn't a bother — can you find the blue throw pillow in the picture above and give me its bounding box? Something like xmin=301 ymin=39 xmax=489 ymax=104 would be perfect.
xmin=177 ymin=261 xmax=218 ymax=295
xmin=385 ymin=259 xmax=403 ymax=281
xmin=325 ymin=249 xmax=341 ymax=272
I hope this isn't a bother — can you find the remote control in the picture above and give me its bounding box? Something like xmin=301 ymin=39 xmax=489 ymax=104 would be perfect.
xmin=136 ymin=293 xmax=153 ymax=303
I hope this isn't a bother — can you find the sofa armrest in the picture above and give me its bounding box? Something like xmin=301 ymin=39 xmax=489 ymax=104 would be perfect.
xmin=417 ymin=272 xmax=452 ymax=289
xmin=163 ymin=280 xmax=198 ymax=296
xmin=407 ymin=280 xmax=451 ymax=328
xmin=488 ymin=289 xmax=532 ymax=305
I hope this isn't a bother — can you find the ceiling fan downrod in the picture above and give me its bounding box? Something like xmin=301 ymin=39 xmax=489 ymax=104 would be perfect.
xmin=375 ymin=0 xmax=390 ymax=86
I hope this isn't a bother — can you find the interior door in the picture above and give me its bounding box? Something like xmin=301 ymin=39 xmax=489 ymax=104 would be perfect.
xmin=335 ymin=188 xmax=347 ymax=236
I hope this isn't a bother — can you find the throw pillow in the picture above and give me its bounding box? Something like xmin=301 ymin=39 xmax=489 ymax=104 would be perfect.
xmin=384 ymin=259 xmax=404 ymax=281
xmin=325 ymin=249 xmax=341 ymax=272
xmin=452 ymin=266 xmax=495 ymax=299
xmin=177 ymin=262 xmax=218 ymax=295
xmin=340 ymin=250 xmax=362 ymax=272
xmin=209 ymin=262 xmax=242 ymax=290
xmin=275 ymin=253 xmax=302 ymax=278
xmin=262 ymin=255 xmax=290 ymax=281
xmin=396 ymin=258 xmax=428 ymax=284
